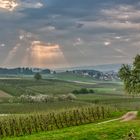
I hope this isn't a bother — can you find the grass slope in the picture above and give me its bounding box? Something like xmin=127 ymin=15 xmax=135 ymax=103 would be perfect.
xmin=51 ymin=72 xmax=96 ymax=82
xmin=0 ymin=78 xmax=122 ymax=96
xmin=4 ymin=120 xmax=140 ymax=140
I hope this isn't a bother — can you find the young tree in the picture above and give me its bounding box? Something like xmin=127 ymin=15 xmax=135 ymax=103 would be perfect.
xmin=34 ymin=73 xmax=42 ymax=81
xmin=119 ymin=54 xmax=140 ymax=95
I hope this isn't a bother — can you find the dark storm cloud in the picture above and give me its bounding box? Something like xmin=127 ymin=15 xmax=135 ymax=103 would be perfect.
xmin=0 ymin=0 xmax=140 ymax=68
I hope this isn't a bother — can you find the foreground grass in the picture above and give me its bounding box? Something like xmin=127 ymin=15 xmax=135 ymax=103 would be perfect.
xmin=4 ymin=119 xmax=140 ymax=140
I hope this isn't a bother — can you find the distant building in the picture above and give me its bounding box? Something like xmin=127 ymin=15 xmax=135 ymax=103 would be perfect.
xmin=31 ymin=68 xmax=42 ymax=73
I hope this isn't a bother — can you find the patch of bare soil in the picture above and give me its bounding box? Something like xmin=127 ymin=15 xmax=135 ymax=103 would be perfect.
xmin=0 ymin=90 xmax=12 ymax=98
xmin=121 ymin=111 xmax=138 ymax=122
xmin=97 ymin=111 xmax=138 ymax=125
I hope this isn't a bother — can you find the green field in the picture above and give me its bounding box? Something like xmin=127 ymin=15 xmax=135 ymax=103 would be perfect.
xmin=0 ymin=101 xmax=90 ymax=114
xmin=0 ymin=76 xmax=122 ymax=97
xmin=0 ymin=79 xmax=82 ymax=96
xmin=0 ymin=74 xmax=139 ymax=139
xmin=48 ymin=72 xmax=97 ymax=82
xmin=0 ymin=75 xmax=139 ymax=112
xmin=4 ymin=119 xmax=140 ymax=140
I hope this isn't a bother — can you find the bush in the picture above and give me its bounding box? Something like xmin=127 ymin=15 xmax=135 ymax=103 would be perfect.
xmin=66 ymin=93 xmax=77 ymax=100
xmin=124 ymin=130 xmax=137 ymax=140
xmin=80 ymin=88 xmax=89 ymax=94
xmin=34 ymin=73 xmax=42 ymax=80
xmin=17 ymin=95 xmax=52 ymax=103
xmin=16 ymin=94 xmax=77 ymax=103
xmin=72 ymin=88 xmax=95 ymax=94
xmin=58 ymin=95 xmax=67 ymax=101
xmin=89 ymin=89 xmax=95 ymax=93
xmin=72 ymin=90 xmax=79 ymax=94
xmin=58 ymin=94 xmax=76 ymax=101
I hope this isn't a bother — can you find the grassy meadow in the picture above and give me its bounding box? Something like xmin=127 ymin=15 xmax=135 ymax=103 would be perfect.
xmin=0 ymin=73 xmax=139 ymax=139
xmin=4 ymin=119 xmax=140 ymax=140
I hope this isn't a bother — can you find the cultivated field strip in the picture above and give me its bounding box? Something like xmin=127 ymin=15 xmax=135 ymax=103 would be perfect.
xmin=0 ymin=106 xmax=115 ymax=138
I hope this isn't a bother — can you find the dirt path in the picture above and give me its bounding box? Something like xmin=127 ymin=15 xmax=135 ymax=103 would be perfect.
xmin=97 ymin=111 xmax=138 ymax=125
xmin=97 ymin=118 xmax=121 ymax=125
xmin=0 ymin=90 xmax=12 ymax=98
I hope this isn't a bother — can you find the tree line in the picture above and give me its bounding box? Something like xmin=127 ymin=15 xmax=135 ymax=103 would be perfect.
xmin=0 ymin=68 xmax=50 ymax=75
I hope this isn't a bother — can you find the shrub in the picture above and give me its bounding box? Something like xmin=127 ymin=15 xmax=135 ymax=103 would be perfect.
xmin=72 ymin=90 xmax=79 ymax=94
xmin=34 ymin=73 xmax=42 ymax=80
xmin=66 ymin=93 xmax=77 ymax=100
xmin=89 ymin=89 xmax=95 ymax=93
xmin=80 ymin=88 xmax=89 ymax=94
xmin=16 ymin=94 xmax=77 ymax=103
xmin=124 ymin=129 xmax=137 ymax=140
xmin=58 ymin=95 xmax=67 ymax=101
xmin=37 ymin=95 xmax=54 ymax=102
xmin=18 ymin=95 xmax=54 ymax=103
xmin=72 ymin=88 xmax=95 ymax=94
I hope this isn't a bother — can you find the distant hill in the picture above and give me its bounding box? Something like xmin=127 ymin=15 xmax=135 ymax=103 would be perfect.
xmin=0 ymin=68 xmax=50 ymax=75
xmin=56 ymin=64 xmax=124 ymax=72
xmin=86 ymin=64 xmax=123 ymax=72
xmin=56 ymin=68 xmax=119 ymax=81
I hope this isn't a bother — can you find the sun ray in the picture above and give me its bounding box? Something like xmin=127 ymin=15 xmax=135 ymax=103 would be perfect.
xmin=3 ymin=43 xmax=20 ymax=66
xmin=28 ymin=41 xmax=69 ymax=68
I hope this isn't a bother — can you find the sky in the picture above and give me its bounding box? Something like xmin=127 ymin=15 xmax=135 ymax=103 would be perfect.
xmin=0 ymin=0 xmax=140 ymax=68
